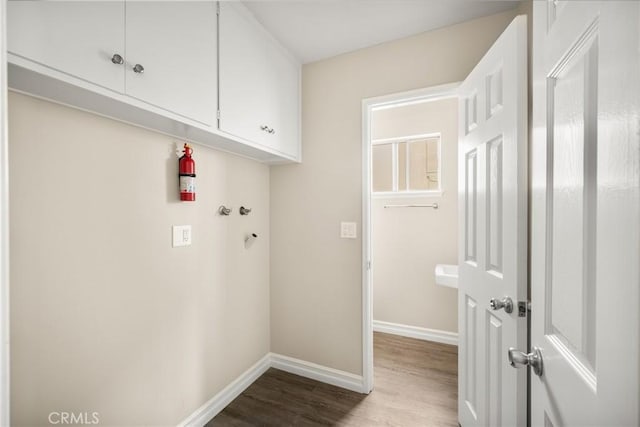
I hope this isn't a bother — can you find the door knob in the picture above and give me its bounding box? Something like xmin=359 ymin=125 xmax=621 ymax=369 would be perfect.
xmin=508 ymin=347 xmax=543 ymax=376
xmin=490 ymin=296 xmax=513 ymax=313
xmin=133 ymin=64 xmax=144 ymax=74
xmin=260 ymin=125 xmax=275 ymax=134
xmin=111 ymin=53 xmax=124 ymax=65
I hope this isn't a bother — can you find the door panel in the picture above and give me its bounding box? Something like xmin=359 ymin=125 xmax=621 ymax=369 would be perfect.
xmin=464 ymin=296 xmax=478 ymax=419
xmin=458 ymin=16 xmax=528 ymax=427
xmin=464 ymin=149 xmax=478 ymax=263
xmin=487 ymin=136 xmax=503 ymax=273
xmin=531 ymin=1 xmax=639 ymax=425
xmin=548 ymin=35 xmax=597 ymax=370
xmin=486 ymin=312 xmax=503 ymax=426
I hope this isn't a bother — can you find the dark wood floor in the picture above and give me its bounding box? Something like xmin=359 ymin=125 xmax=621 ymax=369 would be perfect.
xmin=208 ymin=332 xmax=458 ymax=426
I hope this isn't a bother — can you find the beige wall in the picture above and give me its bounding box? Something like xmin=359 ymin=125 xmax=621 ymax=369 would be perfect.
xmin=371 ymin=98 xmax=458 ymax=332
xmin=270 ymin=10 xmax=518 ymax=375
xmin=8 ymin=92 xmax=270 ymax=426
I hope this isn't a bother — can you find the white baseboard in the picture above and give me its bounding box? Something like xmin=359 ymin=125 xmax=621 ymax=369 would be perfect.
xmin=178 ymin=352 xmax=366 ymax=426
xmin=270 ymin=353 xmax=365 ymax=393
xmin=178 ymin=353 xmax=271 ymax=427
xmin=373 ymin=320 xmax=458 ymax=346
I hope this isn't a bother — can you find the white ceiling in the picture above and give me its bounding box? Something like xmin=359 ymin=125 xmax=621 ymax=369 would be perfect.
xmin=242 ymin=0 xmax=522 ymax=64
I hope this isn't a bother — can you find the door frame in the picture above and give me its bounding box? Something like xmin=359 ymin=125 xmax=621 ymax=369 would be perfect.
xmin=361 ymin=82 xmax=460 ymax=392
xmin=1 ymin=0 xmax=10 ymax=423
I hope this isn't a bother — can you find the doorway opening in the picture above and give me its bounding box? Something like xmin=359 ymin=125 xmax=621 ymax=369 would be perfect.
xmin=361 ymin=82 xmax=460 ymax=395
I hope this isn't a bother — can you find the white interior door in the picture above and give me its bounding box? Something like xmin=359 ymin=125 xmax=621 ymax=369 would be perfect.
xmin=531 ymin=1 xmax=640 ymax=425
xmin=458 ymin=16 xmax=528 ymax=427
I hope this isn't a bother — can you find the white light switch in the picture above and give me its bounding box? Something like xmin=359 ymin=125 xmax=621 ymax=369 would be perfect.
xmin=340 ymin=222 xmax=357 ymax=239
xmin=172 ymin=225 xmax=192 ymax=247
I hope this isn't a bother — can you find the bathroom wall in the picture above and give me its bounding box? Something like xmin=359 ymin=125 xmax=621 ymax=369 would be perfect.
xmin=270 ymin=9 xmax=519 ymax=375
xmin=8 ymin=92 xmax=270 ymax=426
xmin=371 ymin=97 xmax=458 ymax=333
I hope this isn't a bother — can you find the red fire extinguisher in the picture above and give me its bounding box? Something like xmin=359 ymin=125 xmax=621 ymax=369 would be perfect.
xmin=179 ymin=143 xmax=196 ymax=201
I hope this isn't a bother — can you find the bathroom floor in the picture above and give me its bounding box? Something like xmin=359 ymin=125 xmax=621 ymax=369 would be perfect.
xmin=209 ymin=332 xmax=458 ymax=426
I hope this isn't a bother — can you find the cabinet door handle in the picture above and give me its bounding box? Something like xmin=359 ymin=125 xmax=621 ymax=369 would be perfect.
xmin=111 ymin=53 xmax=124 ymax=65
xmin=133 ymin=64 xmax=144 ymax=74
xmin=260 ymin=125 xmax=275 ymax=134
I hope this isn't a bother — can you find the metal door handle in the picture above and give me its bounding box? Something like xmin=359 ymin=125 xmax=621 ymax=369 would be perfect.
xmin=111 ymin=53 xmax=124 ymax=65
xmin=133 ymin=63 xmax=144 ymax=74
xmin=490 ymin=296 xmax=513 ymax=313
xmin=508 ymin=347 xmax=543 ymax=376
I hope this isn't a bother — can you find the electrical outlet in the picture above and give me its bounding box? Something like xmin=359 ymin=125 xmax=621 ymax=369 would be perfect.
xmin=340 ymin=222 xmax=357 ymax=239
xmin=172 ymin=225 xmax=192 ymax=247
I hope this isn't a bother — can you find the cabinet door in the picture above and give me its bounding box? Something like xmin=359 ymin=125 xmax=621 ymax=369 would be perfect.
xmin=125 ymin=1 xmax=217 ymax=126
xmin=263 ymin=41 xmax=300 ymax=159
xmin=218 ymin=2 xmax=270 ymax=146
xmin=7 ymin=1 xmax=125 ymax=93
xmin=219 ymin=2 xmax=300 ymax=159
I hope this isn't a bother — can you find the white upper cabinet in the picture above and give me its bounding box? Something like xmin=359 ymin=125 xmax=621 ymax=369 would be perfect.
xmin=125 ymin=2 xmax=217 ymax=125
xmin=8 ymin=1 xmax=216 ymax=126
xmin=7 ymin=1 xmax=126 ymax=93
xmin=219 ymin=2 xmax=300 ymax=161
xmin=7 ymin=1 xmax=300 ymax=163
